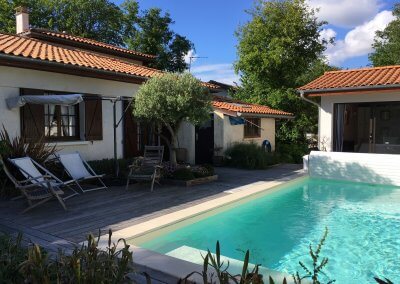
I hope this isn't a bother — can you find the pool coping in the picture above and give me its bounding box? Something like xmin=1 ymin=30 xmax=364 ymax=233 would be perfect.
xmin=97 ymin=171 xmax=307 ymax=283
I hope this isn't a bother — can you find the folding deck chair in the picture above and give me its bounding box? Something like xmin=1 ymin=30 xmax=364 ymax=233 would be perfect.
xmin=126 ymin=146 xmax=164 ymax=191
xmin=4 ymin=157 xmax=78 ymax=213
xmin=55 ymin=152 xmax=107 ymax=193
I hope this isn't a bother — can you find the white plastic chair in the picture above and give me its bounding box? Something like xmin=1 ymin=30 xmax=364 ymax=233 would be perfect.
xmin=56 ymin=152 xmax=107 ymax=193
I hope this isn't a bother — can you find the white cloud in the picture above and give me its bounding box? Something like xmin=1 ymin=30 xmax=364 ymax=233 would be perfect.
xmin=191 ymin=63 xmax=240 ymax=85
xmin=319 ymin=28 xmax=336 ymax=42
xmin=184 ymin=49 xmax=196 ymax=65
xmin=308 ymin=0 xmax=382 ymax=28
xmin=324 ymin=10 xmax=395 ymax=65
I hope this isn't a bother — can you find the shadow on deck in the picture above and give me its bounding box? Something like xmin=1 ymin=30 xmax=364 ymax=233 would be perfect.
xmin=0 ymin=165 xmax=302 ymax=246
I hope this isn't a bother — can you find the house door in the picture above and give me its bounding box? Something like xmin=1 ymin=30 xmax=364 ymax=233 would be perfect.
xmin=195 ymin=115 xmax=214 ymax=164
xmin=123 ymin=100 xmax=140 ymax=158
xmin=334 ymin=102 xmax=400 ymax=154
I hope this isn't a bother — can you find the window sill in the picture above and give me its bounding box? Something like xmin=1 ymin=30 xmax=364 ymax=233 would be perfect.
xmin=46 ymin=141 xmax=90 ymax=147
xmin=243 ymin=137 xmax=262 ymax=140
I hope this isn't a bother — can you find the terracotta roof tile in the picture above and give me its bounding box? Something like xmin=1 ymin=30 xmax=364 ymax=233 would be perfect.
xmin=0 ymin=33 xmax=220 ymax=89
xmin=212 ymin=96 xmax=293 ymax=117
xmin=0 ymin=32 xmax=164 ymax=79
xmin=29 ymin=29 xmax=156 ymax=60
xmin=298 ymin=65 xmax=400 ymax=92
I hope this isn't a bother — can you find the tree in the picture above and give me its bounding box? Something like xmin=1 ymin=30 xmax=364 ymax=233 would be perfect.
xmin=369 ymin=4 xmax=400 ymax=66
xmin=0 ymin=0 xmax=193 ymax=71
xmin=126 ymin=7 xmax=193 ymax=72
xmin=234 ymin=0 xmax=332 ymax=144
xmin=133 ymin=73 xmax=212 ymax=165
xmin=0 ymin=0 xmax=126 ymax=45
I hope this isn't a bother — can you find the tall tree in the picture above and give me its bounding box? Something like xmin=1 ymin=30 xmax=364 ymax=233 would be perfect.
xmin=369 ymin=3 xmax=400 ymax=66
xmin=126 ymin=7 xmax=193 ymax=72
xmin=0 ymin=0 xmax=193 ymax=72
xmin=235 ymin=0 xmax=332 ymax=144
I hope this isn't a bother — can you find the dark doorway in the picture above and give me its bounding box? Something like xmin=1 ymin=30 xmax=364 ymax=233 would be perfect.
xmin=195 ymin=115 xmax=214 ymax=164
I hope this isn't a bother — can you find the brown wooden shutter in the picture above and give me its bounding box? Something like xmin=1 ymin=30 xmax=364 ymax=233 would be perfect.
xmin=20 ymin=89 xmax=45 ymax=141
xmin=84 ymin=96 xmax=103 ymax=141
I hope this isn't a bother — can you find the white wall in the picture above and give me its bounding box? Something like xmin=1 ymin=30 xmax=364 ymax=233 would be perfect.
xmin=214 ymin=110 xmax=276 ymax=152
xmin=0 ymin=66 xmax=140 ymax=161
xmin=176 ymin=122 xmax=195 ymax=164
xmin=319 ymin=91 xmax=400 ymax=151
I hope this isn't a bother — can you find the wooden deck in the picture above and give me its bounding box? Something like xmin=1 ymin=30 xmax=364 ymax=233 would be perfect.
xmin=0 ymin=165 xmax=302 ymax=250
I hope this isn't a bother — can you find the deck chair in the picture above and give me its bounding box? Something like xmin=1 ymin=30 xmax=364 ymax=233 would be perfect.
xmin=55 ymin=152 xmax=107 ymax=193
xmin=4 ymin=157 xmax=78 ymax=213
xmin=126 ymin=146 xmax=164 ymax=191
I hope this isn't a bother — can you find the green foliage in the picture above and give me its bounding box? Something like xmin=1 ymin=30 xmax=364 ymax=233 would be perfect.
xmin=0 ymin=230 xmax=134 ymax=283
xmin=126 ymin=7 xmax=194 ymax=72
xmin=184 ymin=241 xmax=267 ymax=284
xmin=235 ymin=0 xmax=329 ymax=89
xmin=88 ymin=158 xmax=133 ymax=178
xmin=134 ymin=73 xmax=212 ymax=165
xmin=234 ymin=0 xmax=334 ymax=144
xmin=224 ymin=142 xmax=279 ymax=169
xmin=293 ymin=227 xmax=335 ymax=284
xmin=275 ymin=143 xmax=309 ymax=164
xmin=0 ymin=233 xmax=27 ymax=282
xmin=192 ymin=164 xmax=215 ymax=178
xmin=172 ymin=168 xmax=195 ymax=181
xmin=0 ymin=126 xmax=57 ymax=163
xmin=0 ymin=0 xmax=193 ymax=72
xmin=370 ymin=4 xmax=400 ymax=66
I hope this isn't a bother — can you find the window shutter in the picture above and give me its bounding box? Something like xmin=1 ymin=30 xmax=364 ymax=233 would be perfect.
xmin=20 ymin=89 xmax=45 ymax=141
xmin=84 ymin=96 xmax=103 ymax=141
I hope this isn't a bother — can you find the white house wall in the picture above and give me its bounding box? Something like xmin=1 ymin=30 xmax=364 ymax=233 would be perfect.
xmin=177 ymin=121 xmax=195 ymax=164
xmin=214 ymin=110 xmax=276 ymax=152
xmin=319 ymin=91 xmax=400 ymax=151
xmin=0 ymin=66 xmax=140 ymax=161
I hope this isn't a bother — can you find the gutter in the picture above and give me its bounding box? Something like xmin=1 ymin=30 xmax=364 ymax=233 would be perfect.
xmin=0 ymin=53 xmax=149 ymax=83
xmin=298 ymin=90 xmax=320 ymax=107
xmin=299 ymin=83 xmax=400 ymax=95
xmin=237 ymin=112 xmax=294 ymax=119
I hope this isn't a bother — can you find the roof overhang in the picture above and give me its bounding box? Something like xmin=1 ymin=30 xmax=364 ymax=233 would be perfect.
xmin=213 ymin=106 xmax=294 ymax=119
xmin=0 ymin=53 xmax=149 ymax=84
xmin=299 ymin=84 xmax=400 ymax=97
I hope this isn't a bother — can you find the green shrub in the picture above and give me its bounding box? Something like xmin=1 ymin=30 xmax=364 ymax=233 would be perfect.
xmin=0 ymin=126 xmax=57 ymax=164
xmin=192 ymin=164 xmax=215 ymax=178
xmin=224 ymin=142 xmax=277 ymax=170
xmin=0 ymin=230 xmax=134 ymax=283
xmin=172 ymin=167 xmax=195 ymax=180
xmin=276 ymin=142 xmax=309 ymax=164
xmin=88 ymin=158 xmax=133 ymax=178
xmin=0 ymin=233 xmax=27 ymax=282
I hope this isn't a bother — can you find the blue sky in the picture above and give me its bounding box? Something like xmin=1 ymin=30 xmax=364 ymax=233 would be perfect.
xmin=114 ymin=0 xmax=398 ymax=85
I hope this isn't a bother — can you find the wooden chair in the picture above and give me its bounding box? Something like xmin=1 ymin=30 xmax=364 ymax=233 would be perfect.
xmin=126 ymin=146 xmax=164 ymax=191
xmin=1 ymin=157 xmax=77 ymax=213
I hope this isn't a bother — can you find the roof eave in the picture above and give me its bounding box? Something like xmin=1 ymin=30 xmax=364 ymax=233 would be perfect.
xmin=0 ymin=53 xmax=149 ymax=84
xmin=298 ymin=83 xmax=400 ymax=96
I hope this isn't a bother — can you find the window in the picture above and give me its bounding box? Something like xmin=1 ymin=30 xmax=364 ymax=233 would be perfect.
xmin=44 ymin=104 xmax=79 ymax=140
xmin=20 ymin=89 xmax=103 ymax=142
xmin=244 ymin=117 xmax=261 ymax=138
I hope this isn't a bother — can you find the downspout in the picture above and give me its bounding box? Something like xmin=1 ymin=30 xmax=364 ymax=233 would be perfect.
xmin=298 ymin=90 xmax=320 ymax=107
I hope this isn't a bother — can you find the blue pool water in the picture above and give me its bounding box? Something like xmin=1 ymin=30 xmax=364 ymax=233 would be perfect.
xmin=137 ymin=178 xmax=400 ymax=283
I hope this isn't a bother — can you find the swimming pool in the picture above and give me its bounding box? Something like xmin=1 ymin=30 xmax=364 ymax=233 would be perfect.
xmin=130 ymin=177 xmax=400 ymax=283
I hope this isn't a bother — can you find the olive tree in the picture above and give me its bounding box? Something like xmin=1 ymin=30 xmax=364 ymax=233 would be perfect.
xmin=133 ymin=73 xmax=212 ymax=165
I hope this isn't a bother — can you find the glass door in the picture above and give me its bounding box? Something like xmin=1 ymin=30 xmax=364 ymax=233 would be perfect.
xmin=335 ymin=102 xmax=400 ymax=154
